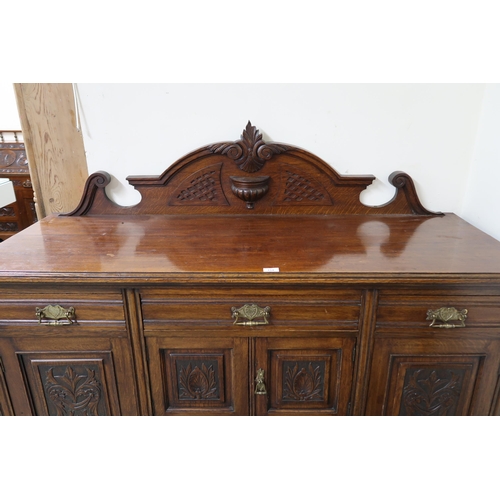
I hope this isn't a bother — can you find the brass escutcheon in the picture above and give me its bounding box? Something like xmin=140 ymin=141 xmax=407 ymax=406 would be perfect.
xmin=426 ymin=307 xmax=467 ymax=328
xmin=36 ymin=305 xmax=76 ymax=326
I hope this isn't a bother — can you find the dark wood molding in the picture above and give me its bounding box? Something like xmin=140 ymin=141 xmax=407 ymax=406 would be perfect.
xmin=385 ymin=171 xmax=442 ymax=216
xmin=3 ymin=119 xmax=500 ymax=417
xmin=0 ymin=140 xmax=37 ymax=241
xmin=64 ymin=171 xmax=112 ymax=217
xmin=63 ymin=122 xmax=440 ymax=217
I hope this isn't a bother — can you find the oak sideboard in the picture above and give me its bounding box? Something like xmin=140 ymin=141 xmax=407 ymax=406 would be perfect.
xmin=1 ymin=123 xmax=500 ymax=416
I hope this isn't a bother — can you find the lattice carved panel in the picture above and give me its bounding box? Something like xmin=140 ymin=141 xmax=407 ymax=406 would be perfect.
xmin=276 ymin=170 xmax=332 ymax=205
xmin=168 ymin=164 xmax=229 ymax=206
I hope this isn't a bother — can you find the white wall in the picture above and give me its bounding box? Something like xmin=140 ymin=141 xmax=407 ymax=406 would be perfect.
xmin=76 ymin=83 xmax=486 ymax=217
xmin=0 ymin=83 xmax=21 ymax=129
xmin=460 ymin=84 xmax=500 ymax=242
xmin=3 ymin=83 xmax=499 ymax=241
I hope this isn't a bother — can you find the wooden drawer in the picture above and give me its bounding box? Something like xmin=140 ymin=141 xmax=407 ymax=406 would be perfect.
xmin=140 ymin=287 xmax=362 ymax=333
xmin=0 ymin=287 xmax=126 ymax=334
xmin=376 ymin=290 xmax=500 ymax=331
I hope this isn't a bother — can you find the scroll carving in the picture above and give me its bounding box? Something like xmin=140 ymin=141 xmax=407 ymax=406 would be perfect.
xmin=0 ymin=149 xmax=15 ymax=167
xmin=0 ymin=143 xmax=29 ymax=172
xmin=0 ymin=222 xmax=17 ymax=232
xmin=0 ymin=207 xmax=16 ymax=217
xmin=400 ymin=368 xmax=463 ymax=416
xmin=63 ymin=122 xmax=441 ymax=216
xmin=44 ymin=366 xmax=103 ymax=416
xmin=387 ymin=171 xmax=441 ymax=216
xmin=64 ymin=171 xmax=111 ymax=216
xmin=209 ymin=121 xmax=290 ymax=173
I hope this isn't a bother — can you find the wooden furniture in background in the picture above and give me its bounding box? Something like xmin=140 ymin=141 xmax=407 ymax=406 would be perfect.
xmin=1 ymin=122 xmax=500 ymax=416
xmin=13 ymin=83 xmax=88 ymax=219
xmin=0 ymin=133 xmax=37 ymax=241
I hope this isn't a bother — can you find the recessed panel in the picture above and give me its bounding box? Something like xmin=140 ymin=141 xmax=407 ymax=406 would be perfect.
xmin=20 ymin=351 xmax=119 ymax=416
xmin=269 ymin=350 xmax=339 ymax=412
xmin=385 ymin=355 xmax=483 ymax=416
xmin=163 ymin=349 xmax=232 ymax=411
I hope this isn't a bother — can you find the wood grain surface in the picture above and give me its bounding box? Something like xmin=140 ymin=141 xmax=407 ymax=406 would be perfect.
xmin=1 ymin=213 xmax=500 ymax=282
xmin=14 ymin=83 xmax=88 ymax=218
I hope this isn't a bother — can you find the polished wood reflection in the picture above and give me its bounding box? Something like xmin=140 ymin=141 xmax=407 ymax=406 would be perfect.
xmin=1 ymin=213 xmax=500 ymax=280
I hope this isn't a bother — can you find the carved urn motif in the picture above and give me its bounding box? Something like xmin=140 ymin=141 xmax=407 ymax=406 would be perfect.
xmin=229 ymin=175 xmax=270 ymax=209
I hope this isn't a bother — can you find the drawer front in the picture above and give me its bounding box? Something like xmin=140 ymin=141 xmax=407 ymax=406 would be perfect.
xmin=376 ymin=290 xmax=500 ymax=331
xmin=0 ymin=287 xmax=126 ymax=334
xmin=140 ymin=287 xmax=362 ymax=333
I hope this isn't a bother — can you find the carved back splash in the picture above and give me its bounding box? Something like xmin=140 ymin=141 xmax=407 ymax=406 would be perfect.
xmin=66 ymin=122 xmax=441 ymax=217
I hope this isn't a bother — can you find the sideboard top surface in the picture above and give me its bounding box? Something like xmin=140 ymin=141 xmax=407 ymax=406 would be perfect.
xmin=1 ymin=212 xmax=500 ymax=284
xmin=2 ymin=122 xmax=500 ymax=285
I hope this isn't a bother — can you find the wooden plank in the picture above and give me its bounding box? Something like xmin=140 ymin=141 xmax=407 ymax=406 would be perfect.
xmin=13 ymin=83 xmax=88 ymax=219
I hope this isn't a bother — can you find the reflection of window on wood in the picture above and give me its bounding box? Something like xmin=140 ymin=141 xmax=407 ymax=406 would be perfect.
xmin=0 ymin=131 xmax=37 ymax=241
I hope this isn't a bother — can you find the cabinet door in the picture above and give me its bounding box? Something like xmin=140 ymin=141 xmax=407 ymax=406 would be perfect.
xmin=372 ymin=291 xmax=500 ymax=416
xmin=366 ymin=336 xmax=500 ymax=416
xmin=146 ymin=336 xmax=249 ymax=415
xmin=254 ymin=337 xmax=356 ymax=416
xmin=0 ymin=355 xmax=14 ymax=416
xmin=0 ymin=336 xmax=139 ymax=416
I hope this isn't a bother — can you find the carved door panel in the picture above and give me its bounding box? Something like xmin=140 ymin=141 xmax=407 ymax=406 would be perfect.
xmin=254 ymin=337 xmax=356 ymax=416
xmin=146 ymin=337 xmax=249 ymax=415
xmin=366 ymin=336 xmax=500 ymax=416
xmin=0 ymin=356 xmax=14 ymax=416
xmin=0 ymin=336 xmax=139 ymax=416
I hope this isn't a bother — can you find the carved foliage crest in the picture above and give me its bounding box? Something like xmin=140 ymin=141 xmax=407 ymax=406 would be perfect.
xmin=209 ymin=121 xmax=290 ymax=173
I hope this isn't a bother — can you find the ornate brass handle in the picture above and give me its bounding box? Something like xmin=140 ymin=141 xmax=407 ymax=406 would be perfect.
xmin=254 ymin=368 xmax=267 ymax=395
xmin=231 ymin=303 xmax=270 ymax=326
xmin=426 ymin=307 xmax=467 ymax=328
xmin=36 ymin=305 xmax=76 ymax=326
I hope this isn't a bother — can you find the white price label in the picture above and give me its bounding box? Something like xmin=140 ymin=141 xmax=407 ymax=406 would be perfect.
xmin=263 ymin=267 xmax=280 ymax=273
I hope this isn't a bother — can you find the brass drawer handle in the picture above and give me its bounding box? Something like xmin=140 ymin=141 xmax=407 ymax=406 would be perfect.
xmin=231 ymin=303 xmax=270 ymax=326
xmin=426 ymin=307 xmax=467 ymax=329
xmin=36 ymin=305 xmax=76 ymax=326
xmin=254 ymin=368 xmax=267 ymax=395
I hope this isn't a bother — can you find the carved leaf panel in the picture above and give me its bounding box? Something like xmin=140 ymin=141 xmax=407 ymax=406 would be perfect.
xmin=148 ymin=337 xmax=249 ymax=415
xmin=163 ymin=350 xmax=230 ymax=410
xmin=176 ymin=357 xmax=222 ymax=401
xmin=283 ymin=360 xmax=326 ymax=402
xmin=255 ymin=337 xmax=356 ymax=415
xmin=384 ymin=355 xmax=483 ymax=416
xmin=19 ymin=351 xmax=120 ymax=416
